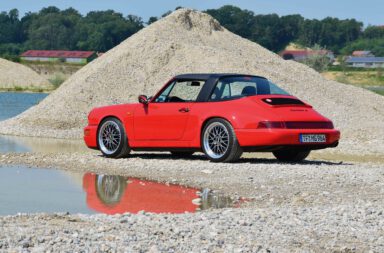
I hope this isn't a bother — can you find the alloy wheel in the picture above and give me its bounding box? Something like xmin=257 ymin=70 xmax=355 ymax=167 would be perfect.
xmin=98 ymin=121 xmax=122 ymax=155
xmin=203 ymin=122 xmax=229 ymax=159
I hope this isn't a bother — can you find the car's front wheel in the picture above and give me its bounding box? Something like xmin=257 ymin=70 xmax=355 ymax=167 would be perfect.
xmin=273 ymin=150 xmax=310 ymax=162
xmin=201 ymin=118 xmax=243 ymax=163
xmin=97 ymin=117 xmax=131 ymax=158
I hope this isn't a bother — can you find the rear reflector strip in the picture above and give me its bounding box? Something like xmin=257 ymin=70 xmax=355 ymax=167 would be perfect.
xmin=257 ymin=121 xmax=285 ymax=129
xmin=257 ymin=121 xmax=334 ymax=129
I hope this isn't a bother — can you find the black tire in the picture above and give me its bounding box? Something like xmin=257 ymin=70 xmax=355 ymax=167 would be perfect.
xmin=97 ymin=117 xmax=131 ymax=158
xmin=273 ymin=150 xmax=310 ymax=162
xmin=201 ymin=118 xmax=243 ymax=163
xmin=170 ymin=151 xmax=195 ymax=157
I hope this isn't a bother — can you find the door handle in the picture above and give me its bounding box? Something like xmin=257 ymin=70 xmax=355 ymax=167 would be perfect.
xmin=179 ymin=107 xmax=190 ymax=113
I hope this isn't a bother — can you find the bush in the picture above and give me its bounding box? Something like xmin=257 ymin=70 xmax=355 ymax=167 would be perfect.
xmin=48 ymin=74 xmax=66 ymax=88
xmin=301 ymin=45 xmax=330 ymax=72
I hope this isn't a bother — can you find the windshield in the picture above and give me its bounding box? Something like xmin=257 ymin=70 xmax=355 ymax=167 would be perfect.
xmin=209 ymin=76 xmax=289 ymax=101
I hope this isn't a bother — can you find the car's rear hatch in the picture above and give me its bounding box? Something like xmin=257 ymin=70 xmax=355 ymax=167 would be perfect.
xmin=248 ymin=95 xmax=333 ymax=127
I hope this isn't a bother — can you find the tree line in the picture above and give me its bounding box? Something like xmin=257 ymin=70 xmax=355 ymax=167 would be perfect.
xmin=205 ymin=6 xmax=384 ymax=56
xmin=0 ymin=7 xmax=144 ymax=60
xmin=0 ymin=5 xmax=383 ymax=61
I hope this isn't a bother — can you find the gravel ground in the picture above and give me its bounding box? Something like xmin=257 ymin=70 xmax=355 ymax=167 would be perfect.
xmin=1 ymin=205 xmax=383 ymax=252
xmin=0 ymin=152 xmax=384 ymax=252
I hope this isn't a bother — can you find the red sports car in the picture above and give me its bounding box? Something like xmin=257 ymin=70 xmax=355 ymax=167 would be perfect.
xmin=84 ymin=74 xmax=340 ymax=162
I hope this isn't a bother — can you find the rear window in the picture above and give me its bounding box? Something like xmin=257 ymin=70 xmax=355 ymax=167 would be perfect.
xmin=209 ymin=76 xmax=289 ymax=101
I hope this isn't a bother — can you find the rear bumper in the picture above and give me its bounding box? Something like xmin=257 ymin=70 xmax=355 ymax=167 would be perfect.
xmin=84 ymin=125 xmax=98 ymax=149
xmin=235 ymin=128 xmax=340 ymax=150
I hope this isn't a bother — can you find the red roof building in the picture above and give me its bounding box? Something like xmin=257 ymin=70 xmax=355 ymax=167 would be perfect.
xmin=20 ymin=50 xmax=97 ymax=64
xmin=352 ymin=51 xmax=374 ymax=57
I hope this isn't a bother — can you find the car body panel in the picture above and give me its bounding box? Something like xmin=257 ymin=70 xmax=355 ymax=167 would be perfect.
xmin=133 ymin=102 xmax=194 ymax=141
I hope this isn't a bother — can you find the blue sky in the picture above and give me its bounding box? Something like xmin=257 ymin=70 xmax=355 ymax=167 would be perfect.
xmin=0 ymin=0 xmax=382 ymax=26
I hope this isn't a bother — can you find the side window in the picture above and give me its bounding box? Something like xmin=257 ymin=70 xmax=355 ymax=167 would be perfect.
xmin=209 ymin=76 xmax=288 ymax=101
xmin=210 ymin=81 xmax=257 ymax=101
xmin=155 ymin=82 xmax=175 ymax=102
xmin=155 ymin=80 xmax=204 ymax=103
xmin=210 ymin=82 xmax=230 ymax=101
xmin=230 ymin=82 xmax=257 ymax=96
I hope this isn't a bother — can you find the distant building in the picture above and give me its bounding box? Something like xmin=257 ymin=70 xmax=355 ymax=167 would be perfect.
xmin=280 ymin=50 xmax=335 ymax=62
xmin=346 ymin=57 xmax=384 ymax=68
xmin=352 ymin=51 xmax=375 ymax=57
xmin=20 ymin=50 xmax=97 ymax=64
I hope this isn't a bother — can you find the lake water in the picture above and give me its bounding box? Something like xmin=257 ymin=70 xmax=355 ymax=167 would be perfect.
xmin=0 ymin=92 xmax=47 ymax=121
xmin=367 ymin=86 xmax=384 ymax=96
xmin=0 ymin=92 xmax=86 ymax=153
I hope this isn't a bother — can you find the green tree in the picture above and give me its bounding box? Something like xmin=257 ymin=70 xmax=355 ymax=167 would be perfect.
xmin=75 ymin=10 xmax=143 ymax=52
xmin=147 ymin=16 xmax=158 ymax=25
xmin=25 ymin=7 xmax=81 ymax=50
xmin=363 ymin=26 xmax=384 ymax=39
xmin=206 ymin=5 xmax=304 ymax=52
xmin=341 ymin=38 xmax=384 ymax=56
xmin=297 ymin=17 xmax=362 ymax=53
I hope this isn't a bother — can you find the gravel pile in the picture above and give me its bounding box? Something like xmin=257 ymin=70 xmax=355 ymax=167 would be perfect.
xmin=0 ymin=58 xmax=51 ymax=90
xmin=0 ymin=9 xmax=383 ymax=155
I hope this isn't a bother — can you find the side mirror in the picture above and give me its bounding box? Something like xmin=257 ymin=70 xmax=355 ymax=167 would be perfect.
xmin=138 ymin=95 xmax=149 ymax=104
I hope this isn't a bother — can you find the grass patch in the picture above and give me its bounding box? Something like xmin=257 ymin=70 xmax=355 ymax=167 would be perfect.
xmin=0 ymin=86 xmax=51 ymax=93
xmin=48 ymin=74 xmax=66 ymax=88
xmin=322 ymin=69 xmax=384 ymax=86
xmin=322 ymin=68 xmax=384 ymax=96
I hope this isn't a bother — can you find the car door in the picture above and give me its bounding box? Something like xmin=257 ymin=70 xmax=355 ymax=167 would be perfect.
xmin=134 ymin=79 xmax=204 ymax=141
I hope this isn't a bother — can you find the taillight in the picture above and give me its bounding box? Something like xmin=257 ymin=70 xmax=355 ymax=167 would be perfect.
xmin=257 ymin=121 xmax=286 ymax=129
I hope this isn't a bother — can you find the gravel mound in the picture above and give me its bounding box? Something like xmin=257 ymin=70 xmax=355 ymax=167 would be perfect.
xmin=0 ymin=58 xmax=51 ymax=90
xmin=0 ymin=9 xmax=383 ymax=155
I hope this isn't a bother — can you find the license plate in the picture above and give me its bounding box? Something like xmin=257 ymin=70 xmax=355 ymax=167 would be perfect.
xmin=300 ymin=134 xmax=326 ymax=143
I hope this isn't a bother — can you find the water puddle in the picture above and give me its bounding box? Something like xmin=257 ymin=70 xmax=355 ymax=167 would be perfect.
xmin=0 ymin=135 xmax=87 ymax=154
xmin=365 ymin=86 xmax=384 ymax=96
xmin=0 ymin=166 xmax=240 ymax=216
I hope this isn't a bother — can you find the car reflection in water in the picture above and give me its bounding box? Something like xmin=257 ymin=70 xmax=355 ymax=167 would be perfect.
xmin=82 ymin=173 xmax=238 ymax=215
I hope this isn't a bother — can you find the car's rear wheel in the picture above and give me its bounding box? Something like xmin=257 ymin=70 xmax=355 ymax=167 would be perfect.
xmin=170 ymin=151 xmax=195 ymax=157
xmin=273 ymin=150 xmax=310 ymax=162
xmin=201 ymin=118 xmax=243 ymax=163
xmin=98 ymin=117 xmax=130 ymax=158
